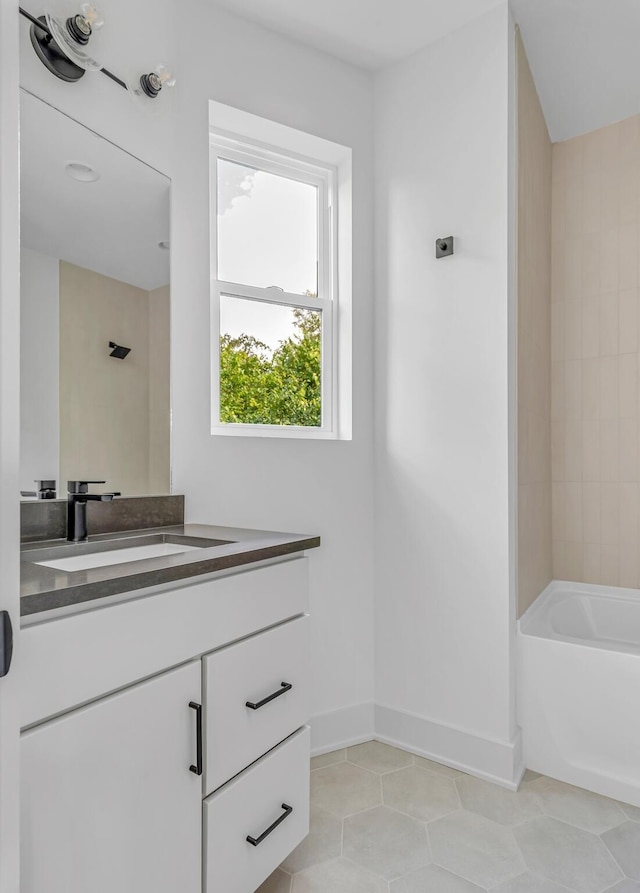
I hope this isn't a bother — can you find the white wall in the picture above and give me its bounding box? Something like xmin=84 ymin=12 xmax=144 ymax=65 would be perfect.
xmin=0 ymin=0 xmax=23 ymax=885
xmin=20 ymin=248 xmax=59 ymax=493
xmin=18 ymin=0 xmax=376 ymax=745
xmin=13 ymin=0 xmax=521 ymax=777
xmin=374 ymin=4 xmax=519 ymax=784
xmin=171 ymin=1 xmax=376 ymax=739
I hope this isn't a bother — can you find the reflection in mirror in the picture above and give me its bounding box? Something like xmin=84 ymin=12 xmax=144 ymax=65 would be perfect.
xmin=19 ymin=90 xmax=171 ymax=499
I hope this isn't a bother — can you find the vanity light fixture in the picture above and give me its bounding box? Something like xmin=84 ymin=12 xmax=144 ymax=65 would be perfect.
xmin=109 ymin=341 xmax=131 ymax=360
xmin=65 ymin=161 xmax=100 ymax=182
xmin=19 ymin=6 xmax=176 ymax=100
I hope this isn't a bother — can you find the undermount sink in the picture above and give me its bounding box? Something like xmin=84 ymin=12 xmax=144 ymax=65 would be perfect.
xmin=24 ymin=533 xmax=231 ymax=573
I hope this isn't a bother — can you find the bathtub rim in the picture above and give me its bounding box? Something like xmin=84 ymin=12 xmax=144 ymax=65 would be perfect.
xmin=518 ymin=578 xmax=640 ymax=656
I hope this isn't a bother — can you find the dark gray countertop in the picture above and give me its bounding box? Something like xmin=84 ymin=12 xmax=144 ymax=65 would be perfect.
xmin=20 ymin=523 xmax=320 ymax=618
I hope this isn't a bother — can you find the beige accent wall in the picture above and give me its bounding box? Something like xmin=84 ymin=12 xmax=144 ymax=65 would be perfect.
xmin=551 ymin=113 xmax=640 ymax=586
xmin=59 ymin=262 xmax=170 ymax=496
xmin=148 ymin=284 xmax=171 ymax=494
xmin=517 ymin=32 xmax=553 ymax=616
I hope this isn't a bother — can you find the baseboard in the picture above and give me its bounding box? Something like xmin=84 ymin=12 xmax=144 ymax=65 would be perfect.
xmin=375 ymin=703 xmax=524 ymax=790
xmin=310 ymin=702 xmax=375 ymax=756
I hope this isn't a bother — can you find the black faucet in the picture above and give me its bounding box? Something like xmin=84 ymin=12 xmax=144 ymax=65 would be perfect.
xmin=67 ymin=481 xmax=120 ymax=543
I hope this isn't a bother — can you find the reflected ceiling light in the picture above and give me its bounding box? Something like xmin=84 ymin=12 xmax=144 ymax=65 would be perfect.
xmin=65 ymin=162 xmax=100 ymax=182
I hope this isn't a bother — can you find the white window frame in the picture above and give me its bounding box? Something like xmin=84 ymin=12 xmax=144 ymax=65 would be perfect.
xmin=210 ymin=134 xmax=338 ymax=439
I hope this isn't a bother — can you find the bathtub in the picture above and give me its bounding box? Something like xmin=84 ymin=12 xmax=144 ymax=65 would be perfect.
xmin=518 ymin=580 xmax=640 ymax=807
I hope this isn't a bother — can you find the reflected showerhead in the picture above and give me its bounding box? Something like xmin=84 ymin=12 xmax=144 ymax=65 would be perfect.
xmin=109 ymin=341 xmax=130 ymax=360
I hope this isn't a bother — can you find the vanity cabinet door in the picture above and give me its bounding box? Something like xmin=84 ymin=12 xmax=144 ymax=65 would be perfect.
xmin=21 ymin=661 xmax=202 ymax=893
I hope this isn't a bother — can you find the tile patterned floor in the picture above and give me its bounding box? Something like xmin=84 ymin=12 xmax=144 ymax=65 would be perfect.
xmin=256 ymin=741 xmax=640 ymax=893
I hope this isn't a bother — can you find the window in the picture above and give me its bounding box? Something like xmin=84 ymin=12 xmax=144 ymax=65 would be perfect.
xmin=210 ymin=134 xmax=339 ymax=438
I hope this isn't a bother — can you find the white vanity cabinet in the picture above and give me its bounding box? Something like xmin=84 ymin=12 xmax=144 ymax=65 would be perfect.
xmin=20 ymin=555 xmax=312 ymax=893
xmin=21 ymin=661 xmax=202 ymax=893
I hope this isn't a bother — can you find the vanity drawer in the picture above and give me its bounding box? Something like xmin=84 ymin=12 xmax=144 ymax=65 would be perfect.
xmin=203 ymin=726 xmax=310 ymax=893
xmin=204 ymin=615 xmax=309 ymax=793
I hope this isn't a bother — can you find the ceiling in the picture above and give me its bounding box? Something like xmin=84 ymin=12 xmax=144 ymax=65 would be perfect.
xmin=20 ymin=91 xmax=170 ymax=292
xmin=512 ymin=0 xmax=640 ymax=142
xmin=208 ymin=0 xmax=503 ymax=70
xmin=209 ymin=0 xmax=639 ymax=143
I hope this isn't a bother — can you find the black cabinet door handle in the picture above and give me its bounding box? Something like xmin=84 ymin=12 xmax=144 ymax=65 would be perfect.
xmin=188 ymin=701 xmax=202 ymax=776
xmin=0 ymin=611 xmax=13 ymax=678
xmin=246 ymin=803 xmax=293 ymax=847
xmin=245 ymin=682 xmax=292 ymax=711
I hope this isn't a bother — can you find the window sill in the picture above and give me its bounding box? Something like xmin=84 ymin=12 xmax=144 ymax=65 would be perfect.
xmin=211 ymin=423 xmax=342 ymax=441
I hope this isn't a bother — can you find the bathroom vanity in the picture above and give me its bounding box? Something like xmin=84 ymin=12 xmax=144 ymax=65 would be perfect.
xmin=19 ymin=520 xmax=319 ymax=893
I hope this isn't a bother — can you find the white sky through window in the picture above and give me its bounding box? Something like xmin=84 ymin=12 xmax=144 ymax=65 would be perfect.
xmin=217 ymin=159 xmax=318 ymax=350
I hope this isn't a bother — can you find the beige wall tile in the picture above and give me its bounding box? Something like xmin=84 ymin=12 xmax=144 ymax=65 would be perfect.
xmin=600 ymin=292 xmax=619 ymax=356
xmin=582 ymin=173 xmax=602 ymax=236
xmin=601 ymin=483 xmax=620 ymax=545
xmin=600 ymin=231 xmax=620 ymax=293
xmin=619 ymin=418 xmax=638 ymax=482
xmin=564 ymin=300 xmax=582 ymax=359
xmin=582 ymin=357 xmax=600 ymax=419
xmin=619 ymin=224 xmax=639 ymax=291
xmin=581 ymin=296 xmax=600 ymax=358
xmin=619 ymin=353 xmax=638 ymax=418
xmin=601 ymin=544 xmax=620 ymax=585
xmin=619 ymin=163 xmax=639 ymax=226
xmin=619 ymin=482 xmax=639 ymax=544
xmin=564 ymin=483 xmax=583 ymax=542
xmin=517 ymin=33 xmax=553 ymax=617
xmin=599 ymin=356 xmax=619 ymax=419
xmin=582 ymin=482 xmax=601 ymax=544
xmin=619 ymin=288 xmax=639 ymax=354
xmin=550 ymin=114 xmax=640 ymax=591
xmin=600 ymin=422 xmax=619 ymax=482
xmin=565 ymin=542 xmax=584 ymax=581
xmin=582 ymin=419 xmax=600 ymax=482
xmin=583 ymin=542 xmax=601 ymax=584
xmin=565 ymin=359 xmax=583 ymax=419
xmin=564 ymin=420 xmax=582 ymax=482
xmin=619 ymin=545 xmax=639 ymax=588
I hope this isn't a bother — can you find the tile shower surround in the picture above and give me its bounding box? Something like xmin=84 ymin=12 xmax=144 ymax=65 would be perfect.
xmin=517 ymin=32 xmax=553 ymax=616
xmin=259 ymin=741 xmax=640 ymax=892
xmin=551 ymin=114 xmax=640 ymax=587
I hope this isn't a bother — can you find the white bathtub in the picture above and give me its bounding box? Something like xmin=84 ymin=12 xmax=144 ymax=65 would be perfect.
xmin=518 ymin=580 xmax=640 ymax=807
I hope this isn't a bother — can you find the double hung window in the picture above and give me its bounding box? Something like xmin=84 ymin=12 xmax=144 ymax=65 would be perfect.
xmin=210 ymin=136 xmax=336 ymax=437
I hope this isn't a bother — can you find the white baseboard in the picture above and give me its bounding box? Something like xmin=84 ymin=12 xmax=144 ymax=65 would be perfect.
xmin=310 ymin=701 xmax=524 ymax=789
xmin=375 ymin=704 xmax=524 ymax=790
xmin=310 ymin=702 xmax=375 ymax=755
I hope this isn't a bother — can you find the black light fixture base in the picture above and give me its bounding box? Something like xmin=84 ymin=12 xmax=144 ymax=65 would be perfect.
xmin=65 ymin=14 xmax=90 ymax=45
xmin=29 ymin=15 xmax=85 ymax=82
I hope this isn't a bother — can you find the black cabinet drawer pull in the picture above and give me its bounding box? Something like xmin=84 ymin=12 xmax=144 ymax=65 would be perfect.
xmin=246 ymin=681 xmax=292 ymax=711
xmin=189 ymin=701 xmax=202 ymax=776
xmin=246 ymin=803 xmax=293 ymax=847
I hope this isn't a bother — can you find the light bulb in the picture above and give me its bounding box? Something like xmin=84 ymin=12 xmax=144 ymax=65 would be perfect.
xmin=80 ymin=3 xmax=104 ymax=30
xmin=139 ymin=64 xmax=177 ymax=99
xmin=66 ymin=2 xmax=104 ymax=44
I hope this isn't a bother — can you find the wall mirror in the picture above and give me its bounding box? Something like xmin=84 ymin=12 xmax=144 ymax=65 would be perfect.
xmin=19 ymin=89 xmax=171 ymax=499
